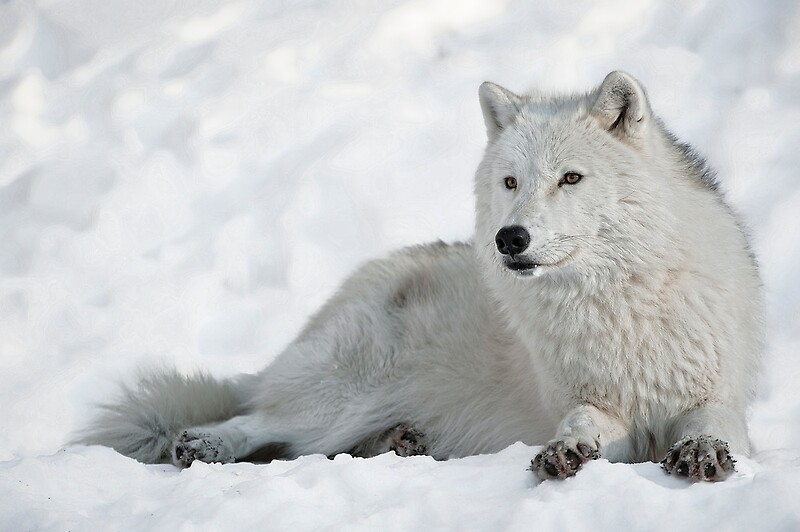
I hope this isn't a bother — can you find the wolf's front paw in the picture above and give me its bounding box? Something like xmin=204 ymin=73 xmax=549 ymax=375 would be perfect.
xmin=173 ymin=430 xmax=235 ymax=468
xmin=530 ymin=438 xmax=600 ymax=480
xmin=661 ymin=435 xmax=735 ymax=482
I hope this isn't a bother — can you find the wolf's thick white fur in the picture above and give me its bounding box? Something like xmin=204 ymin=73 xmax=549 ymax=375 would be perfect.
xmin=78 ymin=72 xmax=762 ymax=481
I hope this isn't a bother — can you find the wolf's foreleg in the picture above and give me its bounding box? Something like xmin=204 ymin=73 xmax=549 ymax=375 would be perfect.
xmin=660 ymin=404 xmax=746 ymax=482
xmin=530 ymin=404 xmax=629 ymax=480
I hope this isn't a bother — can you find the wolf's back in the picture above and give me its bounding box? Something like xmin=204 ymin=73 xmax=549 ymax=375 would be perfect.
xmin=75 ymin=370 xmax=246 ymax=463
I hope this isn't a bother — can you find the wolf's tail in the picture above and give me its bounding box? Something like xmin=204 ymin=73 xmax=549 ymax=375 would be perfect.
xmin=74 ymin=369 xmax=249 ymax=464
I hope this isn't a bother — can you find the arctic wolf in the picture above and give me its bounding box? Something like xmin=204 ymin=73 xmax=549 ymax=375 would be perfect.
xmin=78 ymin=71 xmax=762 ymax=482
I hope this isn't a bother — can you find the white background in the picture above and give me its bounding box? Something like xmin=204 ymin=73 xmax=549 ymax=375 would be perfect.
xmin=1 ymin=0 xmax=799 ymax=529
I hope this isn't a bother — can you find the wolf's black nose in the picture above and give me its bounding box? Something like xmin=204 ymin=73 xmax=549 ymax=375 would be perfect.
xmin=495 ymin=225 xmax=530 ymax=256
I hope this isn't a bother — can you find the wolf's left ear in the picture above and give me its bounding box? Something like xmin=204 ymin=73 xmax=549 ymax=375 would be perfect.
xmin=590 ymin=71 xmax=651 ymax=142
xmin=479 ymin=82 xmax=523 ymax=140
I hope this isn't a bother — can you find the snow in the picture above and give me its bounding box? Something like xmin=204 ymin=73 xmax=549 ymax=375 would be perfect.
xmin=5 ymin=445 xmax=799 ymax=531
xmin=1 ymin=0 xmax=800 ymax=530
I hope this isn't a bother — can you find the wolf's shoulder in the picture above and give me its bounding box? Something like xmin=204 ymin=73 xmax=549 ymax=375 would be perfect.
xmin=361 ymin=240 xmax=478 ymax=282
xmin=393 ymin=240 xmax=473 ymax=261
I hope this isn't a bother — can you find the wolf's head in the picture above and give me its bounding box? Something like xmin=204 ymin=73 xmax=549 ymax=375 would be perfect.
xmin=474 ymin=71 xmax=712 ymax=288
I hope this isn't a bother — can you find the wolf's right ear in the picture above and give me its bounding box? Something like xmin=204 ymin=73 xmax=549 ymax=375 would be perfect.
xmin=479 ymin=82 xmax=523 ymax=140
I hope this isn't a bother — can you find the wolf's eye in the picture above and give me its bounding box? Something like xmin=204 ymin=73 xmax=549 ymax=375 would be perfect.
xmin=560 ymin=172 xmax=583 ymax=186
xmin=504 ymin=176 xmax=518 ymax=190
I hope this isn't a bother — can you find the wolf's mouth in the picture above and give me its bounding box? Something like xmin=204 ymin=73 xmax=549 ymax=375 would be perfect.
xmin=504 ymin=259 xmax=540 ymax=272
xmin=502 ymin=249 xmax=577 ymax=276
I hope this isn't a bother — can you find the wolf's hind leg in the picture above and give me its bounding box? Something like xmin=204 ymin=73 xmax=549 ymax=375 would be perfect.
xmin=171 ymin=412 xmax=418 ymax=467
xmin=172 ymin=413 xmax=287 ymax=468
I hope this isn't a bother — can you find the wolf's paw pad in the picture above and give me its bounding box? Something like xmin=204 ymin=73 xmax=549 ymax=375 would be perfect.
xmin=661 ymin=435 xmax=735 ymax=482
xmin=530 ymin=438 xmax=600 ymax=480
xmin=173 ymin=430 xmax=235 ymax=468
xmin=386 ymin=424 xmax=427 ymax=457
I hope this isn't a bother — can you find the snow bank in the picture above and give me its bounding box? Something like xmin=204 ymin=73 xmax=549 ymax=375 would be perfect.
xmin=4 ymin=445 xmax=800 ymax=531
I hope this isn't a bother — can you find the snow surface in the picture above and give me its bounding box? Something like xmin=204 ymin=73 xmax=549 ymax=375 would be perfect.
xmin=2 ymin=0 xmax=800 ymax=530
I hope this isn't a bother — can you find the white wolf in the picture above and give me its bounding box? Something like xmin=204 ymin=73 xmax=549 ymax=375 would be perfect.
xmin=77 ymin=71 xmax=762 ymax=482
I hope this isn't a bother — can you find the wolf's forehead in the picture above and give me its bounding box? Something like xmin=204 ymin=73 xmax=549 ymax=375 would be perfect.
xmin=516 ymin=113 xmax=577 ymax=137
xmin=523 ymin=91 xmax=591 ymax=118
xmin=518 ymin=96 xmax=589 ymax=128
xmin=509 ymin=109 xmax=587 ymax=162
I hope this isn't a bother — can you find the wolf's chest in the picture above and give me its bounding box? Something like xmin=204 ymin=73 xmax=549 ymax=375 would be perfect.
xmin=533 ymin=307 xmax=718 ymax=418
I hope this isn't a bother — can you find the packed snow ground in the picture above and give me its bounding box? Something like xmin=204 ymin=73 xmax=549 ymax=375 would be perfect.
xmin=2 ymin=0 xmax=800 ymax=530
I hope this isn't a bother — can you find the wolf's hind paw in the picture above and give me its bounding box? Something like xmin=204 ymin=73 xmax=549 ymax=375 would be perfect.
xmin=173 ymin=430 xmax=235 ymax=468
xmin=347 ymin=422 xmax=428 ymax=458
xmin=385 ymin=423 xmax=427 ymax=457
